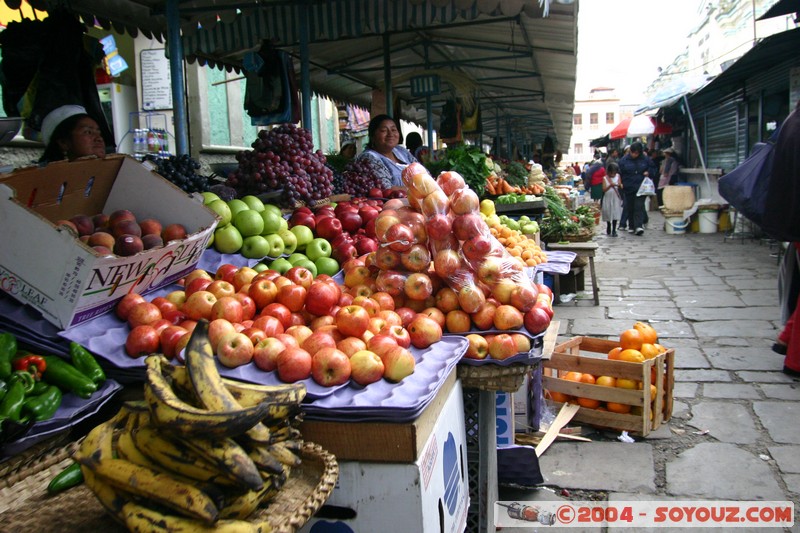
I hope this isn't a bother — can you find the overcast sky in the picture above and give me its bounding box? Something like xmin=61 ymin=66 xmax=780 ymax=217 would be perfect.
xmin=574 ymin=0 xmax=701 ymax=103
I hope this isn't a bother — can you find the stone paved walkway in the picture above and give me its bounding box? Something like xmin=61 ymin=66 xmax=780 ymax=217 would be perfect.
xmin=498 ymin=210 xmax=799 ymax=532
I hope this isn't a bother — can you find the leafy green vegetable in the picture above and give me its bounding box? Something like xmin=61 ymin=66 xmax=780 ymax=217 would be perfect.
xmin=424 ymin=145 xmax=490 ymax=196
xmin=505 ymin=161 xmax=528 ymax=187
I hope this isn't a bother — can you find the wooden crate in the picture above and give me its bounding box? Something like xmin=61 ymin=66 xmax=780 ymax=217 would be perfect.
xmin=542 ymin=336 xmax=675 ymax=436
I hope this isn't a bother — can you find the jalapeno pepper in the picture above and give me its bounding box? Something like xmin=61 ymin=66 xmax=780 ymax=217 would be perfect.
xmin=0 ymin=332 xmax=16 ymax=380
xmin=47 ymin=462 xmax=84 ymax=494
xmin=68 ymin=342 xmax=106 ymax=385
xmin=12 ymin=354 xmax=46 ymax=381
xmin=41 ymin=356 xmax=97 ymax=399
xmin=22 ymin=384 xmax=62 ymax=422
xmin=0 ymin=372 xmax=34 ymax=422
xmin=30 ymin=380 xmax=49 ymax=396
xmin=0 ymin=380 xmax=8 ymax=403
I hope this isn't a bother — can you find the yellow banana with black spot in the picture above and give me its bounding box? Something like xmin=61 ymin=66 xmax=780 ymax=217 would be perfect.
xmin=121 ymin=500 xmax=261 ymax=533
xmin=180 ymin=436 xmax=264 ymax=491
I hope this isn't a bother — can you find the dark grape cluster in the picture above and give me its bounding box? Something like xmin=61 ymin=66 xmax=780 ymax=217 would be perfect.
xmin=329 ymin=164 xmax=346 ymax=195
xmin=144 ymin=154 xmax=209 ymax=193
xmin=226 ymin=124 xmax=334 ymax=207
xmin=341 ymin=157 xmax=384 ymax=197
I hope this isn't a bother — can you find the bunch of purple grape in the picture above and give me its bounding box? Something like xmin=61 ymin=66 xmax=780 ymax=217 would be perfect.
xmin=226 ymin=124 xmax=333 ymax=207
xmin=341 ymin=157 xmax=384 ymax=197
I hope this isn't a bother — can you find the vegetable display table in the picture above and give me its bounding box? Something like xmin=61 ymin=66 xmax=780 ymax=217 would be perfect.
xmin=544 ymin=241 xmax=600 ymax=306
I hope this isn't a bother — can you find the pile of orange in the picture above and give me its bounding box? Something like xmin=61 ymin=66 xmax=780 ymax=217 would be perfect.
xmin=546 ymin=322 xmax=669 ymax=417
xmin=488 ymin=225 xmax=547 ymax=267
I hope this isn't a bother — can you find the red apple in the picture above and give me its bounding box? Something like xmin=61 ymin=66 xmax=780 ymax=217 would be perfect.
xmin=253 ymin=337 xmax=287 ymax=371
xmin=371 ymin=291 xmax=395 ymax=311
xmin=184 ymin=277 xmax=213 ymax=298
xmin=384 ymin=224 xmax=414 ymax=252
xmin=464 ymin=334 xmax=489 ymax=360
xmin=232 ymin=293 xmax=257 ymax=321
xmin=305 ymin=281 xmax=340 ymax=317
xmin=208 ymin=318 xmax=237 ymax=349
xmin=251 ymin=315 xmax=285 ymax=337
xmin=374 ymin=247 xmax=401 ymax=270
xmin=315 ymin=215 xmax=343 ymax=240
xmin=159 ymin=326 xmax=188 ymax=360
xmin=335 ymin=305 xmax=370 ymax=338
xmin=523 ymin=307 xmax=551 ymax=335
xmin=452 ymin=213 xmax=484 ymax=241
xmin=433 ymin=249 xmax=462 ymax=279
xmin=207 ymin=280 xmax=236 ymax=300
xmin=275 ymin=333 xmax=299 ymax=349
xmin=276 ymin=284 xmax=307 ymax=312
xmin=216 ymin=332 xmax=254 ymax=367
xmin=116 ymin=293 xmax=146 ymax=321
xmin=311 ymin=348 xmax=351 ymax=386
xmin=337 ymin=336 xmax=367 ymax=357
xmin=434 ymin=287 xmax=461 ymax=313
xmin=289 ymin=210 xmax=316 ymax=230
xmin=471 ymin=301 xmax=498 ymax=331
xmin=404 ymin=272 xmax=433 ymax=301
xmin=260 ymin=302 xmax=293 ymax=329
xmin=419 ymin=307 xmax=446 ymax=329
xmin=400 ymin=244 xmax=431 ymax=273
xmin=457 ymin=284 xmax=486 ymax=314
xmin=276 ymin=347 xmax=313 ymax=382
xmin=426 ymin=214 xmax=452 ymax=241
xmin=349 ymin=350 xmax=384 ymax=386
xmin=301 ymin=331 xmax=337 ymax=355
xmin=378 ymin=325 xmax=411 ymax=349
xmin=374 ymin=212 xmax=400 ymax=241
xmin=437 ymin=171 xmax=466 ymax=196
xmin=395 ymin=307 xmax=417 ymax=328
xmin=533 ymin=299 xmax=555 ymax=319
xmin=231 ymin=266 xmax=258 ymax=292
xmin=510 ymin=284 xmax=539 ymax=313
xmin=248 ymin=279 xmax=279 ymax=311
xmin=339 ymin=210 xmax=363 ymax=234
xmin=125 ymin=325 xmax=160 ymax=358
xmin=366 ymin=334 xmax=399 ymax=359
xmin=128 ymin=302 xmax=162 ymax=329
xmin=382 ymin=346 xmax=416 ymax=382
xmin=494 ymin=305 xmax=524 ymax=331
xmin=445 ymin=310 xmax=471 ymax=334
xmin=407 ymin=315 xmax=443 ymax=349
xmin=462 ymin=235 xmax=492 ymax=261
xmin=450 ymin=188 xmax=480 ymax=215
xmin=510 ymin=333 xmax=532 ymax=353
xmin=376 ymin=270 xmax=406 ymax=297
xmin=210 ymin=296 xmax=244 ymax=324
xmin=421 ymin=190 xmax=449 ymax=217
xmin=183 ymin=291 xmax=217 ymax=321
xmin=241 ymin=327 xmax=267 ymax=346
xmin=355 ymin=236 xmax=379 ymax=256
xmin=285 ymin=267 xmax=313 ymax=291
xmin=488 ymin=333 xmax=518 ymax=360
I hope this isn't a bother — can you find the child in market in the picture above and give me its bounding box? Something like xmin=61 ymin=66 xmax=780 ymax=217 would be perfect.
xmin=602 ymin=162 xmax=623 ymax=237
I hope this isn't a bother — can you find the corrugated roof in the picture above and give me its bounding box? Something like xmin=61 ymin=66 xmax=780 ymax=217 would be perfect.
xmin=30 ymin=0 xmax=577 ymax=148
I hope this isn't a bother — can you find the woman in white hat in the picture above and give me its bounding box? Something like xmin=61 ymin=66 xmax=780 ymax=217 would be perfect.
xmin=39 ymin=104 xmax=107 ymax=164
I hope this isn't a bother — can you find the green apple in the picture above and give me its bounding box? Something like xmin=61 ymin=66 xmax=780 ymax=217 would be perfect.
xmin=306 ymin=238 xmax=332 ymax=261
xmin=201 ymin=191 xmax=220 ymax=205
xmin=207 ymin=199 xmax=232 ymax=227
xmin=278 ymin=217 xmax=289 ymax=232
xmin=227 ymin=199 xmax=249 ymax=219
xmin=265 ymin=233 xmax=285 ymax=257
xmin=290 ymin=225 xmax=313 ymax=250
xmin=263 ymin=203 xmax=283 ymax=219
xmin=295 ymin=258 xmax=318 ymax=277
xmin=233 ymin=209 xmax=264 ymax=237
xmin=261 ymin=210 xmax=283 ymax=235
xmin=214 ymin=224 xmax=243 ymax=254
xmin=241 ymin=195 xmax=265 ymax=212
xmin=206 ymin=231 xmax=214 ymax=248
xmin=269 ymin=257 xmax=293 ymax=274
xmin=277 ymin=229 xmax=297 ymax=255
xmin=241 ymin=235 xmax=270 ymax=259
xmin=519 ymin=215 xmax=531 ymax=223
xmin=253 ymin=262 xmax=269 ymax=273
xmin=314 ymin=256 xmax=340 ymax=277
xmin=505 ymin=218 xmax=520 ymax=231
xmin=288 ymin=253 xmax=308 ymax=265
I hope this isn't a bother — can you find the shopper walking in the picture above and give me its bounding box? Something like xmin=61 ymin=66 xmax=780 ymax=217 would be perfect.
xmin=602 ymin=162 xmax=623 ymax=237
xmin=618 ymin=142 xmax=657 ymax=235
xmin=657 ymin=147 xmax=680 ymax=207
xmin=764 ymin=99 xmax=800 ymax=376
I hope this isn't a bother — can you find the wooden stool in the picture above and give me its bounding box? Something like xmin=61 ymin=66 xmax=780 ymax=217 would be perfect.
xmin=545 ymin=241 xmax=599 ymax=306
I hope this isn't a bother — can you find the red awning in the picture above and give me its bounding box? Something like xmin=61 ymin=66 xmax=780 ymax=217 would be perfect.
xmin=609 ymin=115 xmax=672 ymax=140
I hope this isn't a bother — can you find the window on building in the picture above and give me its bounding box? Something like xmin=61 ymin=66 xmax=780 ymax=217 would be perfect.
xmin=606 ymin=112 xmax=615 ymax=124
xmin=573 ymin=114 xmax=582 ymax=126
xmin=574 ymin=143 xmax=583 ymax=155
xmin=590 ymin=113 xmax=598 ymax=125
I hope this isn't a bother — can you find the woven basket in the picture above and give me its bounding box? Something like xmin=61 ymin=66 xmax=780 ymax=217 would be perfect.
xmin=457 ymin=362 xmax=538 ymax=392
xmin=0 ymin=441 xmax=338 ymax=533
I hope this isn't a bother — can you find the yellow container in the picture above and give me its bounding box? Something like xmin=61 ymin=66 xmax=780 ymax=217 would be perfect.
xmin=690 ymin=215 xmax=700 ymax=233
xmin=718 ymin=210 xmax=732 ymax=231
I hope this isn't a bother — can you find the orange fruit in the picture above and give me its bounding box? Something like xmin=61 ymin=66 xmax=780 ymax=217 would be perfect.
xmin=616 ymin=378 xmax=639 ymax=389
xmin=633 ymin=321 xmax=658 ymax=344
xmin=649 ymin=384 xmax=658 ymax=401
xmin=576 ymin=397 xmax=601 ymax=409
xmin=606 ymin=402 xmax=631 ymax=414
xmin=608 ymin=347 xmax=622 ymax=360
xmin=653 ymin=343 xmax=667 ymax=353
xmin=548 ymin=390 xmax=572 ymax=403
xmin=620 ymin=329 xmax=644 ymax=350
xmin=596 ymin=376 xmax=616 ymax=387
xmin=579 ymin=374 xmax=596 ymax=385
xmin=619 ymin=349 xmax=645 ymax=363
xmin=563 ymin=371 xmax=583 ymax=382
xmin=640 ymin=343 xmax=661 ymax=360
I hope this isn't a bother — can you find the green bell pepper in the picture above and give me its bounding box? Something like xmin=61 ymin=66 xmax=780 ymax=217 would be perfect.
xmin=0 ymin=332 xmax=16 ymax=380
xmin=22 ymin=385 xmax=62 ymax=422
xmin=31 ymin=380 xmax=49 ymax=396
xmin=68 ymin=342 xmax=106 ymax=385
xmin=0 ymin=372 xmax=34 ymax=422
xmin=0 ymin=380 xmax=7 ymax=403
xmin=42 ymin=356 xmax=97 ymax=399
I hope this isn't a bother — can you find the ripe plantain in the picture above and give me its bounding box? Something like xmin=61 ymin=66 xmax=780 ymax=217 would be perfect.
xmin=180 ymin=436 xmax=264 ymax=491
xmin=121 ymin=501 xmax=260 ymax=533
xmin=144 ymin=355 xmax=272 ymax=439
xmin=218 ymin=482 xmax=278 ymax=521
xmin=183 ymin=321 xmax=272 ymax=444
xmin=266 ymin=442 xmax=302 ymax=468
xmin=85 ymin=457 xmax=219 ymax=524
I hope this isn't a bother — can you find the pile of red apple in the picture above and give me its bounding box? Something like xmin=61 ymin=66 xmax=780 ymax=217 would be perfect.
xmin=464 ymin=332 xmax=533 ymax=361
xmin=57 ymin=209 xmax=188 ymax=257
xmin=118 ymin=262 xmax=447 ymax=387
xmin=288 ymin=197 xmax=386 ymax=264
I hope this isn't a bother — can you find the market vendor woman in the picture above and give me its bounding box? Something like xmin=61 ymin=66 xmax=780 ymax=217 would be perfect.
xmin=39 ymin=105 xmax=107 ymax=164
xmin=356 ymin=114 xmax=416 ymax=189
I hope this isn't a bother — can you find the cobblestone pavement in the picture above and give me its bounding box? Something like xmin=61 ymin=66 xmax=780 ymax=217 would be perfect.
xmin=499 ymin=209 xmax=799 ymax=532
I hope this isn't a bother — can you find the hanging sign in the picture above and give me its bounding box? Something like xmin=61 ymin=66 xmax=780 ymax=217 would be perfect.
xmin=410 ymin=74 xmax=441 ymax=97
xmin=140 ymin=49 xmax=172 ymax=111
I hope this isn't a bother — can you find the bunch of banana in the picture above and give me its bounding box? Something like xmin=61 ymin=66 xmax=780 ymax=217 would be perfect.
xmin=73 ymin=320 xmax=307 ymax=532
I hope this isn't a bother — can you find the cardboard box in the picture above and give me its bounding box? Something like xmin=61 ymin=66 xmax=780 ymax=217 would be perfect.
xmin=542 ymin=336 xmax=675 ymax=436
xmin=0 ymin=156 xmax=218 ymax=329
xmin=300 ymin=380 xmax=470 ymax=533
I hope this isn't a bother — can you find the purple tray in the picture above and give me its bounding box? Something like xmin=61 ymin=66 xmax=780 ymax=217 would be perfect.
xmin=196 ymin=248 xmax=260 ymax=273
xmin=1 ymin=379 xmax=122 ymax=459
xmin=533 ymin=251 xmax=577 ymax=275
xmin=303 ymin=335 xmax=467 ymax=421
